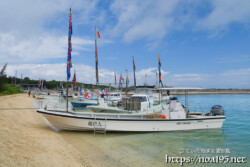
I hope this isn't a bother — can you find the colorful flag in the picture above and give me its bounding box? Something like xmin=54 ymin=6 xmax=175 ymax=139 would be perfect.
xmin=94 ymin=89 xmax=99 ymax=95
xmin=99 ymin=89 xmax=105 ymax=95
xmin=126 ymin=70 xmax=129 ymax=95
xmin=133 ymin=56 xmax=136 ymax=90
xmin=120 ymin=74 xmax=124 ymax=82
xmin=72 ymin=70 xmax=76 ymax=87
xmin=96 ymin=28 xmax=101 ymax=39
xmin=67 ymin=8 xmax=73 ymax=81
xmin=95 ymin=26 xmax=100 ymax=84
xmin=126 ymin=72 xmax=129 ymax=85
xmin=158 ymin=53 xmax=163 ymax=86
xmin=85 ymin=89 xmax=91 ymax=99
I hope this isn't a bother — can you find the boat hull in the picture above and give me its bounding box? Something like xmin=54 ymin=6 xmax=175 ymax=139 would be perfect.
xmin=37 ymin=110 xmax=225 ymax=132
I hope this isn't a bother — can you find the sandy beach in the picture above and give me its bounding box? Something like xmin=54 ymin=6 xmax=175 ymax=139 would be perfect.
xmin=0 ymin=94 xmax=94 ymax=167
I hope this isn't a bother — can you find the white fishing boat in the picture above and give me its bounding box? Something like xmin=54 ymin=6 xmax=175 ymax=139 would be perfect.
xmin=36 ymin=88 xmax=226 ymax=132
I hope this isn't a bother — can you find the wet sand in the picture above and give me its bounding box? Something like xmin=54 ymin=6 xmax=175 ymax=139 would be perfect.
xmin=0 ymin=94 xmax=95 ymax=167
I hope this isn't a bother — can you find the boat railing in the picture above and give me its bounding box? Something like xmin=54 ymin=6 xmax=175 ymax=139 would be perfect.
xmin=38 ymin=101 xmax=72 ymax=112
xmin=188 ymin=105 xmax=210 ymax=113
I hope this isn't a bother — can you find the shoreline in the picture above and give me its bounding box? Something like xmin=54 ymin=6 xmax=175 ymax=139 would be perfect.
xmin=0 ymin=94 xmax=94 ymax=167
xmin=170 ymin=91 xmax=250 ymax=95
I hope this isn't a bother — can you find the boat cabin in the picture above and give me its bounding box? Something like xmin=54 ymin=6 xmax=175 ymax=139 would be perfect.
xmin=122 ymin=88 xmax=154 ymax=111
xmin=106 ymin=92 xmax=122 ymax=101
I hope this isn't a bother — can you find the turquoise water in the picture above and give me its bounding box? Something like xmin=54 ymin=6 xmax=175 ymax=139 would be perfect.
xmin=45 ymin=94 xmax=250 ymax=166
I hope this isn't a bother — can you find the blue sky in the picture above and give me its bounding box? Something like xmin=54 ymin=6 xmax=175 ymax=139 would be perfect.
xmin=1 ymin=0 xmax=250 ymax=88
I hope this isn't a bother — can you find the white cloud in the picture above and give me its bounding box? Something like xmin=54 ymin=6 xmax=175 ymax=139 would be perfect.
xmin=1 ymin=0 xmax=250 ymax=89
xmin=168 ymin=68 xmax=250 ymax=88
xmin=108 ymin=0 xmax=250 ymax=42
xmin=6 ymin=63 xmax=111 ymax=84
xmin=109 ymin=0 xmax=178 ymax=42
xmin=0 ymin=0 xmax=99 ymax=33
xmin=5 ymin=64 xmax=169 ymax=86
xmin=0 ymin=33 xmax=94 ymax=64
xmin=0 ymin=0 xmax=105 ymax=64
xmin=4 ymin=64 xmax=250 ymax=88
xmin=173 ymin=73 xmax=202 ymax=81
xmin=221 ymin=68 xmax=250 ymax=77
xmin=216 ymin=55 xmax=250 ymax=64
xmin=197 ymin=0 xmax=250 ymax=30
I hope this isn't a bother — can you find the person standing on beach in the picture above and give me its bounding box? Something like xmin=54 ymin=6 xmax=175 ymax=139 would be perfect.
xmin=28 ymin=89 xmax=31 ymax=97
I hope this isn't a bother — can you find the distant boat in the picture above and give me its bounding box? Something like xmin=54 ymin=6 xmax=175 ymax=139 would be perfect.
xmin=70 ymin=91 xmax=122 ymax=107
xmin=70 ymin=98 xmax=98 ymax=107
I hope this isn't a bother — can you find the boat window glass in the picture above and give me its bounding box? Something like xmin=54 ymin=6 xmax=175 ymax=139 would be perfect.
xmin=131 ymin=96 xmax=147 ymax=102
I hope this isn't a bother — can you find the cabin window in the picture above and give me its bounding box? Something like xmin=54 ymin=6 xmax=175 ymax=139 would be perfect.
xmin=131 ymin=96 xmax=147 ymax=102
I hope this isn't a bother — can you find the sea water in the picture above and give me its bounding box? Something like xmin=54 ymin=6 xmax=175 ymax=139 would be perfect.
xmin=44 ymin=94 xmax=250 ymax=166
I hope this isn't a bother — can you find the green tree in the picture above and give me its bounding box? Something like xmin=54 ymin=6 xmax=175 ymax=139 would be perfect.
xmin=0 ymin=64 xmax=7 ymax=91
xmin=23 ymin=77 xmax=30 ymax=84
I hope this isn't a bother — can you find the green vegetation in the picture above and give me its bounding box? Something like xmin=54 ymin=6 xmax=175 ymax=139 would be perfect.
xmin=0 ymin=63 xmax=8 ymax=92
xmin=0 ymin=63 xmax=131 ymax=91
xmin=0 ymin=64 xmax=23 ymax=95
xmin=0 ymin=83 xmax=22 ymax=95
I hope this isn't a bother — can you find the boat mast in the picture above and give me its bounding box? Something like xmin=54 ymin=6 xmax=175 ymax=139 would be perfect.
xmin=95 ymin=25 xmax=100 ymax=86
xmin=114 ymin=72 xmax=116 ymax=86
xmin=66 ymin=8 xmax=73 ymax=113
xmin=158 ymin=53 xmax=161 ymax=104
xmin=133 ymin=56 xmax=136 ymax=90
xmin=125 ymin=69 xmax=128 ymax=96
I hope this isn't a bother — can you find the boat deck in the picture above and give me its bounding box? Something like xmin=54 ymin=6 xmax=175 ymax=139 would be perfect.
xmin=37 ymin=108 xmax=225 ymax=121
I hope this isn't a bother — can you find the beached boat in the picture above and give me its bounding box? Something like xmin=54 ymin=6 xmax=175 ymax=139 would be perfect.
xmin=36 ymin=88 xmax=226 ymax=132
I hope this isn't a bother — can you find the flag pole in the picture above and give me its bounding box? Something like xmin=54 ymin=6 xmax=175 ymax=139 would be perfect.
xmin=114 ymin=72 xmax=116 ymax=86
xmin=66 ymin=81 xmax=68 ymax=112
xmin=125 ymin=69 xmax=128 ymax=96
xmin=66 ymin=8 xmax=73 ymax=113
xmin=158 ymin=53 xmax=161 ymax=104
xmin=95 ymin=25 xmax=98 ymax=86
xmin=133 ymin=56 xmax=136 ymax=91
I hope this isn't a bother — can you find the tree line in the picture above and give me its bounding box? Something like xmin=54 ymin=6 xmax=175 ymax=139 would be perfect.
xmin=0 ymin=64 xmax=114 ymax=90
